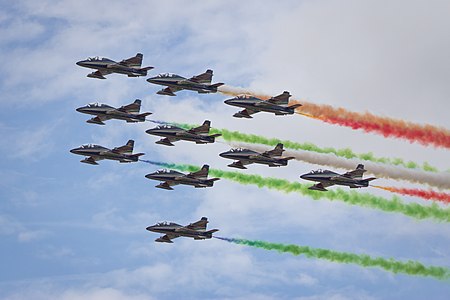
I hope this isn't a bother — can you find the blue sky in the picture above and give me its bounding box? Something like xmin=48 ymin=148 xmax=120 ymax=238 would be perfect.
xmin=1 ymin=1 xmax=449 ymax=299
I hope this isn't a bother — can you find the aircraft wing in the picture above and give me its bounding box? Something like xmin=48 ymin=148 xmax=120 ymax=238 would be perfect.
xmin=155 ymin=234 xmax=179 ymax=243
xmin=118 ymin=99 xmax=141 ymax=113
xmin=233 ymin=108 xmax=259 ymax=119
xmin=228 ymin=160 xmax=253 ymax=169
xmin=157 ymin=86 xmax=182 ymax=96
xmin=185 ymin=217 xmax=208 ymax=231
xmin=119 ymin=53 xmax=143 ymax=68
xmin=87 ymin=115 xmax=113 ymax=125
xmin=156 ymin=137 xmax=180 ymax=146
xmin=80 ymin=156 xmax=103 ymax=165
xmin=155 ymin=181 xmax=179 ymax=190
xmin=88 ymin=70 xmax=113 ymax=79
xmin=309 ymin=182 xmax=334 ymax=191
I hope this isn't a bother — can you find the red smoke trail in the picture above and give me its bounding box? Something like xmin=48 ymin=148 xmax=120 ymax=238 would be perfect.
xmin=292 ymin=100 xmax=450 ymax=149
xmin=372 ymin=185 xmax=450 ymax=204
xmin=218 ymin=86 xmax=450 ymax=149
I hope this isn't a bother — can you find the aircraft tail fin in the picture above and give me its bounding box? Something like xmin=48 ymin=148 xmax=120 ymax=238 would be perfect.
xmin=189 ymin=164 xmax=210 ymax=179
xmin=264 ymin=143 xmax=285 ymax=157
xmin=113 ymin=140 xmax=134 ymax=154
xmin=344 ymin=164 xmax=367 ymax=179
xmin=122 ymin=53 xmax=144 ymax=68
xmin=120 ymin=99 xmax=142 ymax=113
xmin=269 ymin=91 xmax=291 ymax=105
xmin=191 ymin=69 xmax=213 ymax=84
xmin=191 ymin=120 xmax=211 ymax=134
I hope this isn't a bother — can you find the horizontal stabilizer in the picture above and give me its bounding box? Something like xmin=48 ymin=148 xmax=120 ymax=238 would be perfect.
xmin=136 ymin=112 xmax=152 ymax=120
xmin=288 ymin=104 xmax=302 ymax=109
xmin=210 ymin=83 xmax=224 ymax=89
xmin=209 ymin=133 xmax=222 ymax=138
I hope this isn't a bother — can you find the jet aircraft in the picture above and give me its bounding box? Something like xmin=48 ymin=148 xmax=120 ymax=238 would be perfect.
xmin=146 ymin=217 xmax=219 ymax=243
xmin=145 ymin=165 xmax=220 ymax=190
xmin=70 ymin=140 xmax=144 ymax=165
xmin=76 ymin=53 xmax=153 ymax=79
xmin=145 ymin=120 xmax=221 ymax=146
xmin=300 ymin=164 xmax=377 ymax=191
xmin=224 ymin=91 xmax=302 ymax=118
xmin=146 ymin=69 xmax=224 ymax=96
xmin=220 ymin=143 xmax=294 ymax=169
xmin=76 ymin=99 xmax=152 ymax=125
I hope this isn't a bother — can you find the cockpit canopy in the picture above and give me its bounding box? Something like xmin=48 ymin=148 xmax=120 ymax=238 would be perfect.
xmin=235 ymin=94 xmax=256 ymax=100
xmin=155 ymin=221 xmax=177 ymax=226
xmin=156 ymin=73 xmax=179 ymax=78
xmin=155 ymin=169 xmax=171 ymax=174
xmin=80 ymin=144 xmax=100 ymax=149
xmin=310 ymin=169 xmax=329 ymax=174
xmin=229 ymin=148 xmax=246 ymax=152
xmin=155 ymin=125 xmax=175 ymax=129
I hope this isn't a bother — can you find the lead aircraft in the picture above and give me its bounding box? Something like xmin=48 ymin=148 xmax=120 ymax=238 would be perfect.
xmin=76 ymin=53 xmax=153 ymax=79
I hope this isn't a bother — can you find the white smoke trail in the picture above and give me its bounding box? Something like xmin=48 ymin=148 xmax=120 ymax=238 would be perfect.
xmin=229 ymin=142 xmax=450 ymax=189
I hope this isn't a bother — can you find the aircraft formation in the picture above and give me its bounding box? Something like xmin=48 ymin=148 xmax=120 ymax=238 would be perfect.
xmin=73 ymin=52 xmax=377 ymax=243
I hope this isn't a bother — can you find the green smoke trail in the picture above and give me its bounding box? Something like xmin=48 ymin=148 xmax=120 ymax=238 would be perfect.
xmin=146 ymin=161 xmax=450 ymax=222
xmin=174 ymin=123 xmax=439 ymax=172
xmin=216 ymin=237 xmax=450 ymax=280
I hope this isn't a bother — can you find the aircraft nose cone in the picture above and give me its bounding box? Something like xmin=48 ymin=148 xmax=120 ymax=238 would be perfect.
xmin=145 ymin=173 xmax=155 ymax=179
xmin=76 ymin=107 xmax=84 ymax=112
xmin=76 ymin=61 xmax=84 ymax=66
xmin=224 ymin=99 xmax=232 ymax=104
xmin=146 ymin=226 xmax=154 ymax=231
xmin=219 ymin=151 xmax=230 ymax=158
xmin=300 ymin=174 xmax=309 ymax=180
xmin=145 ymin=128 xmax=155 ymax=134
xmin=69 ymin=148 xmax=77 ymax=154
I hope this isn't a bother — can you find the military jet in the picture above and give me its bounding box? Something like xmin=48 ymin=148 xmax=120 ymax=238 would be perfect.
xmin=146 ymin=217 xmax=219 ymax=243
xmin=70 ymin=140 xmax=144 ymax=165
xmin=145 ymin=164 xmax=220 ymax=190
xmin=224 ymin=91 xmax=302 ymax=118
xmin=300 ymin=164 xmax=377 ymax=191
xmin=76 ymin=53 xmax=153 ymax=79
xmin=145 ymin=120 xmax=221 ymax=146
xmin=146 ymin=69 xmax=224 ymax=96
xmin=76 ymin=99 xmax=152 ymax=125
xmin=220 ymin=143 xmax=295 ymax=169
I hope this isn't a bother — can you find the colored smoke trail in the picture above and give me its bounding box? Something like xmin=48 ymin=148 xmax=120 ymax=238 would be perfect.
xmin=232 ymin=143 xmax=450 ymax=190
xmin=215 ymin=237 xmax=450 ymax=280
xmin=218 ymin=86 xmax=450 ymax=149
xmin=140 ymin=161 xmax=450 ymax=222
xmin=173 ymin=124 xmax=439 ymax=173
xmin=373 ymin=186 xmax=450 ymax=204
